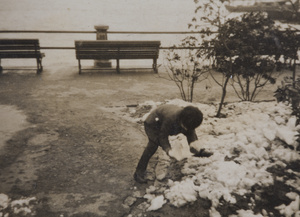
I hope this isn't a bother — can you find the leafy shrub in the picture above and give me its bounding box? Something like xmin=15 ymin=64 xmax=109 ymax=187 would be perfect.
xmin=163 ymin=37 xmax=209 ymax=102
xmin=275 ymin=77 xmax=300 ymax=125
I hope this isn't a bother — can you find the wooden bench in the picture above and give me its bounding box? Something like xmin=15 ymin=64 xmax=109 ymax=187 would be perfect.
xmin=75 ymin=40 xmax=161 ymax=74
xmin=0 ymin=39 xmax=45 ymax=74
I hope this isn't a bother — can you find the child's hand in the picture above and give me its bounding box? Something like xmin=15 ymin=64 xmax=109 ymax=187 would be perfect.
xmin=193 ymin=148 xmax=213 ymax=158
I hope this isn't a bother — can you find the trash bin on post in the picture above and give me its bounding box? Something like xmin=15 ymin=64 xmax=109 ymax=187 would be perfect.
xmin=94 ymin=25 xmax=112 ymax=68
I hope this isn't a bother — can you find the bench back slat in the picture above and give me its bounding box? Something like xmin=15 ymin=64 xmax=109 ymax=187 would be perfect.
xmin=75 ymin=40 xmax=160 ymax=47
xmin=0 ymin=39 xmax=41 ymax=50
xmin=0 ymin=45 xmax=40 ymax=50
xmin=0 ymin=39 xmax=40 ymax=45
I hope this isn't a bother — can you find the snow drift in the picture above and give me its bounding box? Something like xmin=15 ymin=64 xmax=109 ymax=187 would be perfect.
xmin=134 ymin=100 xmax=300 ymax=217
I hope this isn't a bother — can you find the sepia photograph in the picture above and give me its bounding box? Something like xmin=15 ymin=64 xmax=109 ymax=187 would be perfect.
xmin=0 ymin=0 xmax=299 ymax=216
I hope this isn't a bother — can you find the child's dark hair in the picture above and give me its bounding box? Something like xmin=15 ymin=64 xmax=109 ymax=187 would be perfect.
xmin=179 ymin=106 xmax=203 ymax=130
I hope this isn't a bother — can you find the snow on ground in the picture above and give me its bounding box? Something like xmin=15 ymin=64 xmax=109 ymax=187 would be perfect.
xmin=3 ymin=99 xmax=298 ymax=216
xmin=0 ymin=194 xmax=36 ymax=217
xmin=127 ymin=99 xmax=300 ymax=217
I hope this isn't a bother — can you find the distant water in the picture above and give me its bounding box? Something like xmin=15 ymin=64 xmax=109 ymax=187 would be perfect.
xmin=0 ymin=0 xmax=196 ymax=67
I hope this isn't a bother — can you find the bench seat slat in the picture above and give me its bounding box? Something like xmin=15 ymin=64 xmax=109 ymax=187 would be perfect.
xmin=0 ymin=46 xmax=39 ymax=50
xmin=76 ymin=47 xmax=159 ymax=50
xmin=77 ymin=55 xmax=158 ymax=59
xmin=0 ymin=53 xmax=44 ymax=58
xmin=76 ymin=51 xmax=159 ymax=54
xmin=76 ymin=45 xmax=160 ymax=48
xmin=77 ymin=54 xmax=159 ymax=59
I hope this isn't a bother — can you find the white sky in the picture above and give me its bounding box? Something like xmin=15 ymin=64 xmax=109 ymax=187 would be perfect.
xmin=0 ymin=0 xmax=196 ymax=31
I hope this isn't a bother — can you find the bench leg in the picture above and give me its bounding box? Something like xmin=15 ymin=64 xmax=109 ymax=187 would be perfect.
xmin=0 ymin=59 xmax=2 ymax=74
xmin=40 ymin=58 xmax=43 ymax=72
xmin=116 ymin=59 xmax=120 ymax=73
xmin=153 ymin=58 xmax=158 ymax=73
xmin=78 ymin=59 xmax=82 ymax=74
xmin=36 ymin=58 xmax=43 ymax=74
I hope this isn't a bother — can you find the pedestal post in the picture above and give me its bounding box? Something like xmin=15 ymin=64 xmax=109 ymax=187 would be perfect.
xmin=94 ymin=25 xmax=112 ymax=67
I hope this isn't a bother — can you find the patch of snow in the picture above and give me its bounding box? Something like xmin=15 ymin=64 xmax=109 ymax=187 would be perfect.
xmin=0 ymin=194 xmax=9 ymax=210
xmin=286 ymin=178 xmax=300 ymax=192
xmin=229 ymin=209 xmax=264 ymax=217
xmin=165 ymin=179 xmax=199 ymax=207
xmin=11 ymin=197 xmax=36 ymax=215
xmin=0 ymin=194 xmax=36 ymax=216
xmin=286 ymin=192 xmax=299 ymax=201
xmin=276 ymin=124 xmax=298 ymax=147
xmin=276 ymin=194 xmax=299 ymax=217
xmin=165 ymin=99 xmax=193 ymax=107
xmin=209 ymin=207 xmax=221 ymax=217
xmin=140 ymin=101 xmax=162 ymax=107
xmin=147 ymin=195 xmax=166 ymax=211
